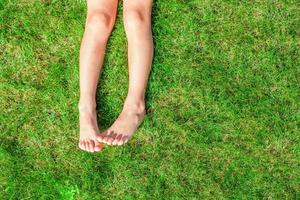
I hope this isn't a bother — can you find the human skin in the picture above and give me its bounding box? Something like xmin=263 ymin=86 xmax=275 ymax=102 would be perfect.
xmin=78 ymin=0 xmax=153 ymax=152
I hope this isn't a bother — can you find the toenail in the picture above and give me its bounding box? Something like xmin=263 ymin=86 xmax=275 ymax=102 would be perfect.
xmin=95 ymin=146 xmax=101 ymax=152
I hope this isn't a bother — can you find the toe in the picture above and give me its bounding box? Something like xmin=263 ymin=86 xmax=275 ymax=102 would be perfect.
xmin=121 ymin=135 xmax=130 ymax=145
xmin=111 ymin=133 xmax=120 ymax=145
xmin=85 ymin=140 xmax=92 ymax=152
xmin=113 ymin=134 xmax=123 ymax=145
xmin=79 ymin=140 xmax=84 ymax=150
xmin=89 ymin=140 xmax=95 ymax=152
xmin=82 ymin=140 xmax=88 ymax=151
xmin=106 ymin=134 xmax=115 ymax=145
xmin=97 ymin=134 xmax=105 ymax=143
xmin=87 ymin=140 xmax=94 ymax=152
xmin=103 ymin=132 xmax=114 ymax=145
xmin=98 ymin=131 xmax=110 ymax=144
xmin=97 ymin=130 xmax=110 ymax=143
xmin=94 ymin=144 xmax=102 ymax=152
xmin=85 ymin=140 xmax=90 ymax=152
xmin=107 ymin=130 xmax=113 ymax=136
xmin=94 ymin=141 xmax=103 ymax=152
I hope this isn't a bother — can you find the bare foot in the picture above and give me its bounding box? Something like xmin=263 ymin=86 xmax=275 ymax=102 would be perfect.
xmin=78 ymin=105 xmax=103 ymax=152
xmin=97 ymin=101 xmax=145 ymax=145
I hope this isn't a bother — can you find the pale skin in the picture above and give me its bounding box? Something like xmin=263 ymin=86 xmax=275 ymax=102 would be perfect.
xmin=78 ymin=0 xmax=153 ymax=152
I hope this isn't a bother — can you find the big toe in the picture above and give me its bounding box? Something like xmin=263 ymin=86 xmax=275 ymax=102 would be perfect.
xmin=97 ymin=131 xmax=110 ymax=143
xmin=94 ymin=141 xmax=103 ymax=152
xmin=97 ymin=134 xmax=105 ymax=143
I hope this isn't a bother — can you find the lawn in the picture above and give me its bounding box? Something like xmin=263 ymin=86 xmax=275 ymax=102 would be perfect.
xmin=1 ymin=0 xmax=299 ymax=199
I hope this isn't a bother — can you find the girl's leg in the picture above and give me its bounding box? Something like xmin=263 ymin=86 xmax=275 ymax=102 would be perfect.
xmin=98 ymin=0 xmax=153 ymax=145
xmin=79 ymin=0 xmax=118 ymax=152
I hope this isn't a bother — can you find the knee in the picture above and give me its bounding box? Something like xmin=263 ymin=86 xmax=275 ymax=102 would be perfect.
xmin=86 ymin=11 xmax=114 ymax=35
xmin=123 ymin=8 xmax=150 ymax=31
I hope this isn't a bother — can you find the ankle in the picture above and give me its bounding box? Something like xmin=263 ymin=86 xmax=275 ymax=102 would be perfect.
xmin=78 ymin=100 xmax=96 ymax=114
xmin=123 ymin=98 xmax=145 ymax=114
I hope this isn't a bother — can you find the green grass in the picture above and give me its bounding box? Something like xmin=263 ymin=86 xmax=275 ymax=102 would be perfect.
xmin=1 ymin=0 xmax=300 ymax=199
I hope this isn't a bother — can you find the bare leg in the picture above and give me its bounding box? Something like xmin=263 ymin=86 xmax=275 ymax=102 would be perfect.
xmin=78 ymin=0 xmax=118 ymax=152
xmin=98 ymin=0 xmax=153 ymax=145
